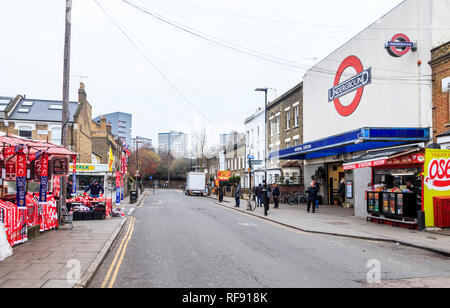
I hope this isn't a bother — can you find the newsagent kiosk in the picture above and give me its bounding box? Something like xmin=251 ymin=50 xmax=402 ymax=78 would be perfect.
xmin=344 ymin=148 xmax=450 ymax=228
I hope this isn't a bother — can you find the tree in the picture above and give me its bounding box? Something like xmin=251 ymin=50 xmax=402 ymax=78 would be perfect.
xmin=128 ymin=149 xmax=161 ymax=180
xmin=192 ymin=128 xmax=221 ymax=174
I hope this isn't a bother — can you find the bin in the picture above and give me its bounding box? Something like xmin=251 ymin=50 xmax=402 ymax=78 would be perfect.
xmin=130 ymin=191 xmax=138 ymax=204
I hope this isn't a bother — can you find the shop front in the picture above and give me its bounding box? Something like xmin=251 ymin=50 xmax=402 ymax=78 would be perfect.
xmin=344 ymin=148 xmax=450 ymax=228
xmin=0 ymin=136 xmax=77 ymax=247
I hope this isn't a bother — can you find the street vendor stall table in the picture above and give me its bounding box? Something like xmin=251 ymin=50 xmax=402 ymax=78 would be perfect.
xmin=67 ymin=193 xmax=113 ymax=220
xmin=0 ymin=135 xmax=77 ymax=246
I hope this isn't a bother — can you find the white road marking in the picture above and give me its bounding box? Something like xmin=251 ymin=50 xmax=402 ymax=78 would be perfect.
xmin=128 ymin=208 xmax=135 ymax=216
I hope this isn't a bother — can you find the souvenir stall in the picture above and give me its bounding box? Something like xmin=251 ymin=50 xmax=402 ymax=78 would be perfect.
xmin=66 ymin=163 xmax=113 ymax=221
xmin=0 ymin=136 xmax=77 ymax=247
xmin=344 ymin=148 xmax=450 ymax=229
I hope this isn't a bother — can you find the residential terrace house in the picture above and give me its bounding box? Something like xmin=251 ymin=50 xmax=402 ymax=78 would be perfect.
xmin=266 ymin=82 xmax=304 ymax=186
xmin=0 ymin=83 xmax=93 ymax=163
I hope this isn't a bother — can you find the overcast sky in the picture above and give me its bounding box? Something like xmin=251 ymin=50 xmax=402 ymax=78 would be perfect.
xmin=0 ymin=0 xmax=404 ymax=150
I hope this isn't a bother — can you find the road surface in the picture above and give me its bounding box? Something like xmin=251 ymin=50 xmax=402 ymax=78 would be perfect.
xmin=89 ymin=189 xmax=450 ymax=288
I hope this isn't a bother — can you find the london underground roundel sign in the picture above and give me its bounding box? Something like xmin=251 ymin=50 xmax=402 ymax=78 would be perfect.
xmin=328 ymin=55 xmax=372 ymax=117
xmin=385 ymin=33 xmax=416 ymax=57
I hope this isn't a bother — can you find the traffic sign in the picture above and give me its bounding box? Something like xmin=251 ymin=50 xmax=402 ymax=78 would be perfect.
xmin=247 ymin=155 xmax=255 ymax=160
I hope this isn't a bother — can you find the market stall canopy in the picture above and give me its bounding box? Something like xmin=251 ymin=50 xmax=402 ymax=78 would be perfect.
xmin=343 ymin=145 xmax=424 ymax=171
xmin=0 ymin=135 xmax=77 ymax=156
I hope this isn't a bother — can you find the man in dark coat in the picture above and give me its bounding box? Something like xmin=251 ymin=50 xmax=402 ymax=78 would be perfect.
xmin=255 ymin=184 xmax=262 ymax=207
xmin=261 ymin=181 xmax=270 ymax=216
xmin=337 ymin=179 xmax=346 ymax=206
xmin=306 ymin=182 xmax=319 ymax=213
xmin=84 ymin=179 xmax=104 ymax=198
xmin=272 ymin=184 xmax=280 ymax=209
xmin=234 ymin=182 xmax=242 ymax=208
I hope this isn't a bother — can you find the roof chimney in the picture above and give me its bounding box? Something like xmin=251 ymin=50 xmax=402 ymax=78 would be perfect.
xmin=78 ymin=82 xmax=87 ymax=103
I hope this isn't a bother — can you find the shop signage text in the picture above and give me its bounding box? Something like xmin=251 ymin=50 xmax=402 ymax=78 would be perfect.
xmin=424 ymin=157 xmax=450 ymax=191
xmin=328 ymin=55 xmax=372 ymax=117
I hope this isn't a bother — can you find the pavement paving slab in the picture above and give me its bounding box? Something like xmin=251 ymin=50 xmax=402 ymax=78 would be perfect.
xmin=0 ymin=192 xmax=138 ymax=288
xmin=211 ymin=195 xmax=450 ymax=256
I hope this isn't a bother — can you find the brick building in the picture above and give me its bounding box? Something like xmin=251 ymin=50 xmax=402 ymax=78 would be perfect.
xmin=91 ymin=116 xmax=123 ymax=171
xmin=266 ymin=82 xmax=303 ymax=185
xmin=0 ymin=83 xmax=93 ymax=163
xmin=430 ymin=41 xmax=450 ymax=147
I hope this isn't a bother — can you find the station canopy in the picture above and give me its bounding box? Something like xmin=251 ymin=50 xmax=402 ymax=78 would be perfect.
xmin=268 ymin=127 xmax=430 ymax=161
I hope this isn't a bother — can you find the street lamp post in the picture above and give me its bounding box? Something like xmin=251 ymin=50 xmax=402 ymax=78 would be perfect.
xmin=255 ymin=88 xmax=268 ymax=183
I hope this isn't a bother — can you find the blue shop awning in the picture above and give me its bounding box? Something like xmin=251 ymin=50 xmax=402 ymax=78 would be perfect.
xmin=269 ymin=127 xmax=430 ymax=160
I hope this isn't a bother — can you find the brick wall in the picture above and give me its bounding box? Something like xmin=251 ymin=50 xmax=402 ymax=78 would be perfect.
xmin=430 ymin=41 xmax=450 ymax=141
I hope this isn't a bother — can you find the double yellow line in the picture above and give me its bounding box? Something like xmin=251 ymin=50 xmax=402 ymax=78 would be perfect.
xmin=101 ymin=216 xmax=136 ymax=288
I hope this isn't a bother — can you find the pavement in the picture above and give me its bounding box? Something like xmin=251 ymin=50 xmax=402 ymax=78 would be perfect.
xmin=209 ymin=195 xmax=450 ymax=257
xmin=88 ymin=190 xmax=450 ymax=288
xmin=0 ymin=191 xmax=147 ymax=288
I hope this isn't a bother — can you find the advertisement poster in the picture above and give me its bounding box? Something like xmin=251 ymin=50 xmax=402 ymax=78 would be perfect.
xmin=423 ymin=149 xmax=450 ymax=227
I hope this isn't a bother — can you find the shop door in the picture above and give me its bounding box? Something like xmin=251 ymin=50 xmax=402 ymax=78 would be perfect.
xmin=328 ymin=163 xmax=344 ymax=205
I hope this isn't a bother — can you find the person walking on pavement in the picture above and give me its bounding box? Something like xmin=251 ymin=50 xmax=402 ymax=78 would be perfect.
xmin=261 ymin=181 xmax=270 ymax=216
xmin=234 ymin=182 xmax=242 ymax=208
xmin=256 ymin=183 xmax=262 ymax=207
xmin=337 ymin=179 xmax=346 ymax=206
xmin=307 ymin=181 xmax=319 ymax=213
xmin=218 ymin=184 xmax=224 ymax=203
xmin=313 ymin=180 xmax=321 ymax=209
xmin=272 ymin=183 xmax=280 ymax=209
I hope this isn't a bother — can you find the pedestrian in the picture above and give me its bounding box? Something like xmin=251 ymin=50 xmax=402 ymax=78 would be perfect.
xmin=234 ymin=182 xmax=242 ymax=208
xmin=337 ymin=179 xmax=346 ymax=206
xmin=307 ymin=182 xmax=319 ymax=213
xmin=261 ymin=180 xmax=270 ymax=216
xmin=256 ymin=184 xmax=262 ymax=207
xmin=218 ymin=185 xmax=224 ymax=203
xmin=313 ymin=180 xmax=320 ymax=209
xmin=272 ymin=183 xmax=280 ymax=209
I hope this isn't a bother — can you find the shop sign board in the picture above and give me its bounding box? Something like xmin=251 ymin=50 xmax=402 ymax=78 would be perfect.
xmin=217 ymin=171 xmax=231 ymax=181
xmin=423 ymin=149 xmax=450 ymax=227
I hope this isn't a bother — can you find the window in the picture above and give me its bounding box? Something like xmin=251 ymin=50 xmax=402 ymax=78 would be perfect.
xmin=51 ymin=128 xmax=62 ymax=145
xmin=294 ymin=106 xmax=299 ymax=127
xmin=270 ymin=119 xmax=274 ymax=136
xmin=276 ymin=115 xmax=280 ymax=134
xmin=286 ymin=141 xmax=291 ymax=148
xmin=294 ymin=139 xmax=299 ymax=146
xmin=49 ymin=104 xmax=62 ymax=110
xmin=19 ymin=129 xmax=32 ymax=139
xmin=286 ymin=110 xmax=291 ymax=130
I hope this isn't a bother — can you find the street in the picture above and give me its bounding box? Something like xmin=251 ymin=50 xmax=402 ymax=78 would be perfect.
xmin=89 ymin=190 xmax=450 ymax=288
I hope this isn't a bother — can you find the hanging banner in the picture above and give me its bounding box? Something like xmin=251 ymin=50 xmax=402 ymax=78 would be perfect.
xmin=72 ymin=155 xmax=77 ymax=194
xmin=39 ymin=154 xmax=49 ymax=203
xmin=116 ymin=171 xmax=121 ymax=205
xmin=16 ymin=153 xmax=27 ymax=209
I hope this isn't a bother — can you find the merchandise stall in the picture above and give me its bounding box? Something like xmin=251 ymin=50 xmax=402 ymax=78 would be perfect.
xmin=344 ymin=147 xmax=450 ymax=229
xmin=0 ymin=136 xmax=77 ymax=247
xmin=66 ymin=163 xmax=114 ymax=221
